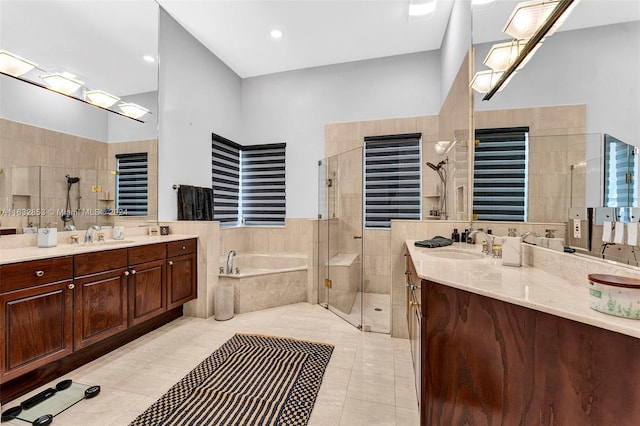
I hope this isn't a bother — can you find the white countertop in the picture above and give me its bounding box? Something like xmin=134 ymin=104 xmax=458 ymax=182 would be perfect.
xmin=0 ymin=234 xmax=198 ymax=265
xmin=406 ymin=240 xmax=640 ymax=339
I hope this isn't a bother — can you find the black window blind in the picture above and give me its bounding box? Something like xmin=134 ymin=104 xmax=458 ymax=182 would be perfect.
xmin=212 ymin=135 xmax=241 ymax=225
xmin=242 ymin=144 xmax=286 ymax=226
xmin=473 ymin=127 xmax=528 ymax=221
xmin=212 ymin=133 xmax=286 ymax=226
xmin=364 ymin=134 xmax=422 ymax=229
xmin=115 ymin=152 xmax=148 ymax=216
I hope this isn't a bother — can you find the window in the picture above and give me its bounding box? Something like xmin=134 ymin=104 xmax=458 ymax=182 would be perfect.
xmin=212 ymin=135 xmax=241 ymax=225
xmin=212 ymin=134 xmax=286 ymax=226
xmin=364 ymin=134 xmax=422 ymax=229
xmin=603 ymin=133 xmax=638 ymax=208
xmin=473 ymin=127 xmax=529 ymax=221
xmin=115 ymin=152 xmax=148 ymax=216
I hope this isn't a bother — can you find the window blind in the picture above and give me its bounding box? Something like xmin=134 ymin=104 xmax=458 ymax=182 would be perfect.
xmin=604 ymin=133 xmax=638 ymax=208
xmin=364 ymin=134 xmax=421 ymax=229
xmin=115 ymin=152 xmax=148 ymax=216
xmin=241 ymin=144 xmax=286 ymax=226
xmin=212 ymin=134 xmax=241 ymax=225
xmin=473 ymin=127 xmax=528 ymax=221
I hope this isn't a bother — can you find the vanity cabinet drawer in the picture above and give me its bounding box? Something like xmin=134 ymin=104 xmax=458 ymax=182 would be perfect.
xmin=0 ymin=257 xmax=73 ymax=293
xmin=128 ymin=243 xmax=166 ymax=265
xmin=74 ymin=249 xmax=127 ymax=276
xmin=167 ymin=239 xmax=196 ymax=257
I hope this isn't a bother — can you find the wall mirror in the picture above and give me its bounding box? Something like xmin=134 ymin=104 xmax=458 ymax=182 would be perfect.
xmin=0 ymin=0 xmax=159 ymax=233
xmin=470 ymin=0 xmax=639 ymax=225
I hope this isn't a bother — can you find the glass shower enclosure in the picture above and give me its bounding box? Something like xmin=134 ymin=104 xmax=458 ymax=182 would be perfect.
xmin=317 ymin=147 xmax=364 ymax=330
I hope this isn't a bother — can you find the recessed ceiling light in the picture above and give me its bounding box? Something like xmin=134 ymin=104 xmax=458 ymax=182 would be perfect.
xmin=408 ymin=0 xmax=437 ymax=18
xmin=143 ymin=55 xmax=155 ymax=63
xmin=270 ymin=29 xmax=283 ymax=39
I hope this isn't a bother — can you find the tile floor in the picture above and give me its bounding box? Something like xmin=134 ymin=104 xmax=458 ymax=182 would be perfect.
xmin=3 ymin=303 xmax=419 ymax=426
xmin=329 ymin=292 xmax=391 ymax=334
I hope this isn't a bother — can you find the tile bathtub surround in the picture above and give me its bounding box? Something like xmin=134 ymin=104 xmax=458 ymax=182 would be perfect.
xmin=3 ymin=303 xmax=419 ymax=426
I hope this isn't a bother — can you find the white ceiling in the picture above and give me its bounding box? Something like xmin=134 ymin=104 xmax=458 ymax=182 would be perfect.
xmin=1 ymin=0 xmax=638 ymax=96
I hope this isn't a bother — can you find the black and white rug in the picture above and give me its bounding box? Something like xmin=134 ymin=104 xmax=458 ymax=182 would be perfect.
xmin=129 ymin=333 xmax=334 ymax=426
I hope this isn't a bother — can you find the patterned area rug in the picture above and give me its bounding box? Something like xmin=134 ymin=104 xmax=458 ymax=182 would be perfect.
xmin=129 ymin=334 xmax=334 ymax=426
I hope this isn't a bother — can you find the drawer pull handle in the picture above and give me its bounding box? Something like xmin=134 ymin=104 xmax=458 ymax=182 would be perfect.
xmin=124 ymin=271 xmax=130 ymax=276
xmin=169 ymin=261 xmax=174 ymax=266
xmin=68 ymin=283 xmax=75 ymax=290
xmin=131 ymin=270 xmax=136 ymax=275
xmin=35 ymin=270 xmax=45 ymax=277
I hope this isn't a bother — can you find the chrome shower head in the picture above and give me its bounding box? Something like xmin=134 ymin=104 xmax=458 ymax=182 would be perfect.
xmin=65 ymin=174 xmax=80 ymax=184
xmin=426 ymin=162 xmax=439 ymax=171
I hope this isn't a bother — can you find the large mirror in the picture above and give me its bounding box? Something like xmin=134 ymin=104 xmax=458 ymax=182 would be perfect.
xmin=471 ymin=0 xmax=640 ymax=224
xmin=0 ymin=0 xmax=159 ymax=233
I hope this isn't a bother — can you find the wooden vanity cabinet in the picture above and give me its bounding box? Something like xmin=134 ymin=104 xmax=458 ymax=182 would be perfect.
xmin=404 ymin=249 xmax=422 ymax=413
xmin=166 ymin=239 xmax=197 ymax=310
xmin=73 ymin=249 xmax=128 ymax=350
xmin=0 ymin=257 xmax=74 ymax=382
xmin=127 ymin=243 xmax=167 ymax=326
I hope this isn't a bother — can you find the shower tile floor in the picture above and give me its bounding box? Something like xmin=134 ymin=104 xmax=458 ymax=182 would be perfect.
xmin=3 ymin=303 xmax=418 ymax=426
xmin=329 ymin=292 xmax=391 ymax=334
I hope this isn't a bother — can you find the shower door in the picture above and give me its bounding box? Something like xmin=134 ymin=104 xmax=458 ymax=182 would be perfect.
xmin=317 ymin=148 xmax=364 ymax=330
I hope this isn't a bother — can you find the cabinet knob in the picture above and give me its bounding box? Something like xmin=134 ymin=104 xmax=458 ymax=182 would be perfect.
xmin=35 ymin=270 xmax=45 ymax=277
xmin=131 ymin=270 xmax=136 ymax=275
xmin=182 ymin=246 xmax=186 ymax=250
xmin=67 ymin=283 xmax=75 ymax=290
xmin=169 ymin=261 xmax=174 ymax=266
xmin=124 ymin=271 xmax=130 ymax=276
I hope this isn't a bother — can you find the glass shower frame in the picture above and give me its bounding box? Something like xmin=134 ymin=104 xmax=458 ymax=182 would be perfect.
xmin=317 ymin=147 xmax=364 ymax=330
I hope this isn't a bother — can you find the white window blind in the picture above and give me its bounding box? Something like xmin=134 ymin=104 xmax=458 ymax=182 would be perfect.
xmin=364 ymin=134 xmax=422 ymax=229
xmin=212 ymin=134 xmax=241 ymax=226
xmin=242 ymin=144 xmax=286 ymax=226
xmin=115 ymin=152 xmax=148 ymax=216
xmin=473 ymin=127 xmax=528 ymax=221
xmin=212 ymin=134 xmax=286 ymax=227
xmin=604 ymin=133 xmax=638 ymax=208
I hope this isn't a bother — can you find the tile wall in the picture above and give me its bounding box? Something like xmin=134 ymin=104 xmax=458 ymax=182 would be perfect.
xmin=0 ymin=118 xmax=157 ymax=230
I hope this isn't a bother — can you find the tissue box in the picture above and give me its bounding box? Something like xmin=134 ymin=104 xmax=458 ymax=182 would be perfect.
xmin=502 ymin=236 xmax=522 ymax=267
xmin=37 ymin=228 xmax=57 ymax=248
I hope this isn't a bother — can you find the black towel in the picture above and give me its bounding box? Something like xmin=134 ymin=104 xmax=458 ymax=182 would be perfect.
xmin=414 ymin=236 xmax=454 ymax=248
xmin=178 ymin=185 xmax=214 ymax=221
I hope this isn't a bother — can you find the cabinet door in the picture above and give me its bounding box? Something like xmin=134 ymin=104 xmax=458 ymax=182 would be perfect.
xmin=1 ymin=281 xmax=74 ymax=382
xmin=167 ymin=253 xmax=196 ymax=310
xmin=128 ymin=259 xmax=166 ymax=326
xmin=74 ymin=268 xmax=128 ymax=350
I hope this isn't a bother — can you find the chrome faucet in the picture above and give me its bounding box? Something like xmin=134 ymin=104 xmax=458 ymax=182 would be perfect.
xmin=467 ymin=230 xmax=494 ymax=254
xmin=84 ymin=225 xmax=101 ymax=243
xmin=521 ymin=231 xmax=541 ymax=244
xmin=226 ymin=250 xmax=236 ymax=274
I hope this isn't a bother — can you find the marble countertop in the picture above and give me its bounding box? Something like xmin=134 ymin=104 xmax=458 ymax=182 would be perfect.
xmin=406 ymin=240 xmax=640 ymax=339
xmin=0 ymin=234 xmax=198 ymax=265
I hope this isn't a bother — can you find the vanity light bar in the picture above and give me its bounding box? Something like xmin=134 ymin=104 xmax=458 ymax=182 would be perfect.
xmin=0 ymin=49 xmax=149 ymax=122
xmin=118 ymin=102 xmax=149 ymax=119
xmin=0 ymin=50 xmax=37 ymax=77
xmin=85 ymin=89 xmax=120 ymax=108
xmin=483 ymin=0 xmax=576 ymax=100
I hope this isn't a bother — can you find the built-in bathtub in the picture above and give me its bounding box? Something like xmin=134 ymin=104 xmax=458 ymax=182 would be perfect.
xmin=218 ymin=252 xmax=308 ymax=314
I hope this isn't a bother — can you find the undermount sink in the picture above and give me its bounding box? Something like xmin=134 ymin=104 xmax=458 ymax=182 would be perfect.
xmin=423 ymin=250 xmax=485 ymax=260
xmin=78 ymin=240 xmax=136 ymax=246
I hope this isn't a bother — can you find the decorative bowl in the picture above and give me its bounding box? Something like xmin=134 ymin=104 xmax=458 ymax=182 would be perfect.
xmin=588 ymin=274 xmax=640 ymax=320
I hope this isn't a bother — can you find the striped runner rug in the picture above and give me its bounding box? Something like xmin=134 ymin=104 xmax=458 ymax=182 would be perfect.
xmin=129 ymin=334 xmax=334 ymax=426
